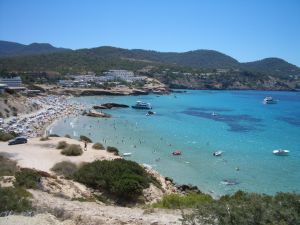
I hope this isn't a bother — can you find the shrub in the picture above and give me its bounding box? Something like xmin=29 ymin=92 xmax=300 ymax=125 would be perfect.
xmin=92 ymin=142 xmax=104 ymax=150
xmin=14 ymin=168 xmax=42 ymax=189
xmin=79 ymin=135 xmax=92 ymax=143
xmin=56 ymin=141 xmax=68 ymax=149
xmin=74 ymin=159 xmax=154 ymax=202
xmin=0 ymin=156 xmax=18 ymax=176
xmin=51 ymin=161 xmax=78 ymax=179
xmin=65 ymin=134 xmax=71 ymax=138
xmin=181 ymin=191 xmax=300 ymax=225
xmin=152 ymin=192 xmax=213 ymax=209
xmin=0 ymin=131 xmax=15 ymax=142
xmin=40 ymin=136 xmax=50 ymax=141
xmin=0 ymin=187 xmax=32 ymax=213
xmin=61 ymin=144 xmax=83 ymax=156
xmin=106 ymin=146 xmax=119 ymax=155
xmin=49 ymin=134 xmax=60 ymax=137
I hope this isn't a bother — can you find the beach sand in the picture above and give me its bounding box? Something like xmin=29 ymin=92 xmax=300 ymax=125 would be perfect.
xmin=0 ymin=137 xmax=119 ymax=172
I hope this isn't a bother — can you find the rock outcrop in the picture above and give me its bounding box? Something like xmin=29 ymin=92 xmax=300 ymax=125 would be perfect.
xmin=93 ymin=103 xmax=129 ymax=110
xmin=83 ymin=110 xmax=111 ymax=118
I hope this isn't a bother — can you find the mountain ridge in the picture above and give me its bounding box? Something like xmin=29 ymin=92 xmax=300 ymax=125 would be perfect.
xmin=0 ymin=40 xmax=71 ymax=58
xmin=0 ymin=41 xmax=299 ymax=77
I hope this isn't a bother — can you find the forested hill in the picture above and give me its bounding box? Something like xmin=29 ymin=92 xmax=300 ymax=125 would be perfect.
xmin=0 ymin=42 xmax=300 ymax=77
xmin=0 ymin=40 xmax=70 ymax=58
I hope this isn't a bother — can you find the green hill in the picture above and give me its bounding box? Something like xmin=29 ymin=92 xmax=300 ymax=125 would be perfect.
xmin=0 ymin=41 xmax=70 ymax=58
xmin=1 ymin=42 xmax=299 ymax=77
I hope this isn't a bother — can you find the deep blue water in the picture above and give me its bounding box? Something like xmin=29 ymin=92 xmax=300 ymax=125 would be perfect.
xmin=50 ymin=90 xmax=300 ymax=197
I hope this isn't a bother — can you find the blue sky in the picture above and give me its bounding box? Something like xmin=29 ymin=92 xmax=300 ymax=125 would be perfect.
xmin=0 ymin=0 xmax=299 ymax=66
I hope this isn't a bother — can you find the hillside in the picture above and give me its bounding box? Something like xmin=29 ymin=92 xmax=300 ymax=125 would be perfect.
xmin=0 ymin=42 xmax=299 ymax=77
xmin=0 ymin=40 xmax=70 ymax=58
xmin=242 ymin=58 xmax=300 ymax=77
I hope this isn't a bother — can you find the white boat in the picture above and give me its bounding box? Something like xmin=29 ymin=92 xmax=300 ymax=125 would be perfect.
xmin=213 ymin=151 xmax=223 ymax=156
xmin=263 ymin=96 xmax=277 ymax=104
xmin=273 ymin=149 xmax=289 ymax=156
xmin=212 ymin=112 xmax=218 ymax=116
xmin=132 ymin=101 xmax=152 ymax=109
xmin=123 ymin=152 xmax=132 ymax=156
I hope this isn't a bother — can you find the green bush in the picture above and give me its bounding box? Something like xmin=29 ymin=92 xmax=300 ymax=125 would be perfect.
xmin=152 ymin=192 xmax=213 ymax=209
xmin=49 ymin=134 xmax=60 ymax=137
xmin=56 ymin=141 xmax=68 ymax=149
xmin=61 ymin=144 xmax=83 ymax=156
xmin=106 ymin=146 xmax=119 ymax=155
xmin=40 ymin=136 xmax=50 ymax=141
xmin=79 ymin=135 xmax=92 ymax=143
xmin=14 ymin=168 xmax=42 ymax=189
xmin=182 ymin=191 xmax=300 ymax=225
xmin=0 ymin=131 xmax=16 ymax=142
xmin=65 ymin=134 xmax=71 ymax=138
xmin=92 ymin=142 xmax=104 ymax=150
xmin=0 ymin=156 xmax=18 ymax=176
xmin=51 ymin=161 xmax=78 ymax=179
xmin=74 ymin=159 xmax=154 ymax=202
xmin=0 ymin=187 xmax=32 ymax=213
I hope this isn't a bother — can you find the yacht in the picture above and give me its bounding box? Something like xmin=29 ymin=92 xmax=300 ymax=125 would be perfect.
xmin=132 ymin=101 xmax=152 ymax=109
xmin=263 ymin=96 xmax=277 ymax=104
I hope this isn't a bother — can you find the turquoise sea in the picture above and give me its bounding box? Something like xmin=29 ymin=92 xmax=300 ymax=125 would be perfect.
xmin=50 ymin=90 xmax=300 ymax=197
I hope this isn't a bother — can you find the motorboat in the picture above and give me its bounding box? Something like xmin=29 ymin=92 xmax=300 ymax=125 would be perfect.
xmin=211 ymin=112 xmax=218 ymax=116
xmin=132 ymin=101 xmax=152 ymax=109
xmin=123 ymin=152 xmax=132 ymax=157
xmin=213 ymin=151 xmax=223 ymax=156
xmin=273 ymin=149 xmax=289 ymax=156
xmin=172 ymin=150 xmax=182 ymax=156
xmin=263 ymin=96 xmax=277 ymax=104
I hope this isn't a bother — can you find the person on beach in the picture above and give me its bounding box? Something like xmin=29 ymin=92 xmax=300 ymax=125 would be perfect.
xmin=84 ymin=141 xmax=87 ymax=151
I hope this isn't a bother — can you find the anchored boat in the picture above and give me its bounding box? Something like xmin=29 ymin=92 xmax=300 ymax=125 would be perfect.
xmin=273 ymin=149 xmax=289 ymax=156
xmin=132 ymin=101 xmax=152 ymax=109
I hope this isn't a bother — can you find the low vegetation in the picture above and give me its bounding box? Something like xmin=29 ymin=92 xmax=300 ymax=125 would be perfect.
xmin=39 ymin=136 xmax=50 ymax=141
xmin=48 ymin=134 xmax=60 ymax=137
xmin=92 ymin=142 xmax=104 ymax=150
xmin=0 ymin=130 xmax=17 ymax=142
xmin=106 ymin=146 xmax=119 ymax=155
xmin=152 ymin=192 xmax=213 ymax=209
xmin=74 ymin=159 xmax=155 ymax=202
xmin=181 ymin=191 xmax=300 ymax=225
xmin=61 ymin=144 xmax=83 ymax=156
xmin=0 ymin=187 xmax=32 ymax=213
xmin=79 ymin=135 xmax=92 ymax=143
xmin=0 ymin=156 xmax=18 ymax=176
xmin=51 ymin=161 xmax=78 ymax=179
xmin=65 ymin=134 xmax=71 ymax=138
xmin=14 ymin=168 xmax=42 ymax=189
xmin=56 ymin=140 xmax=68 ymax=149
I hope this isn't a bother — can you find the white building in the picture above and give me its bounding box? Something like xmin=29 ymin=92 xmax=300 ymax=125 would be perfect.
xmin=0 ymin=76 xmax=23 ymax=87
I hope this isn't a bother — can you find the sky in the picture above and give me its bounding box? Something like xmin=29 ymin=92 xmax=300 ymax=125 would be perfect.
xmin=0 ymin=0 xmax=299 ymax=66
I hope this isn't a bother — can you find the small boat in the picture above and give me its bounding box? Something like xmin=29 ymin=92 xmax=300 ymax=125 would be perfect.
xmin=212 ymin=112 xmax=218 ymax=116
xmin=213 ymin=151 xmax=223 ymax=156
xmin=132 ymin=101 xmax=152 ymax=109
xmin=273 ymin=149 xmax=289 ymax=156
xmin=123 ymin=152 xmax=132 ymax=156
xmin=172 ymin=150 xmax=182 ymax=156
xmin=222 ymin=179 xmax=239 ymax=186
xmin=146 ymin=111 xmax=156 ymax=116
xmin=263 ymin=96 xmax=277 ymax=104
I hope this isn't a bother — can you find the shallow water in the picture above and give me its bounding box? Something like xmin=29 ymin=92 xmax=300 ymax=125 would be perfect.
xmin=50 ymin=90 xmax=300 ymax=197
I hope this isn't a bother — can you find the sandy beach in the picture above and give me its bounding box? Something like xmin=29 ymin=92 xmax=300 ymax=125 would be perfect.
xmin=0 ymin=137 xmax=119 ymax=172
